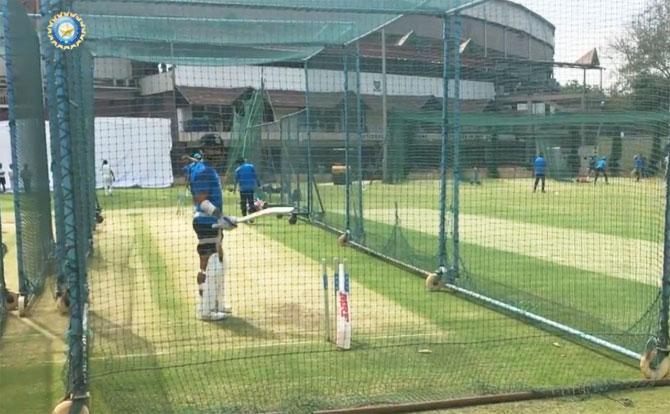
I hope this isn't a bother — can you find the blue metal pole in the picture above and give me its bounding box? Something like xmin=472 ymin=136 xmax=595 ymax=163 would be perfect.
xmin=438 ymin=15 xmax=450 ymax=274
xmin=343 ymin=50 xmax=351 ymax=231
xmin=451 ymin=13 xmax=462 ymax=281
xmin=355 ymin=41 xmax=364 ymax=240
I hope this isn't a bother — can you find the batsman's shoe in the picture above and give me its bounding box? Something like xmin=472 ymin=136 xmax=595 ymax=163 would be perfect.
xmin=218 ymin=303 xmax=233 ymax=314
xmin=197 ymin=310 xmax=228 ymax=321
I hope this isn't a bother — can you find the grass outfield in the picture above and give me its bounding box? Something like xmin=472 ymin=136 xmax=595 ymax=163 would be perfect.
xmin=316 ymin=177 xmax=666 ymax=242
xmin=0 ymin=178 xmax=667 ymax=413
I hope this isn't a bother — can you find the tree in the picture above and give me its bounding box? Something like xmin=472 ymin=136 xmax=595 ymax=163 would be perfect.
xmin=612 ymin=0 xmax=670 ymax=85
xmin=612 ymin=0 xmax=670 ymax=176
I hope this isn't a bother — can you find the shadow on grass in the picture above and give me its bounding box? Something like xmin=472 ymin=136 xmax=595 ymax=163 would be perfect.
xmin=89 ymin=313 xmax=176 ymax=414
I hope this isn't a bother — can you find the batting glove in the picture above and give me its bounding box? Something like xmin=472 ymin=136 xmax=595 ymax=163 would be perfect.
xmin=213 ymin=216 xmax=238 ymax=231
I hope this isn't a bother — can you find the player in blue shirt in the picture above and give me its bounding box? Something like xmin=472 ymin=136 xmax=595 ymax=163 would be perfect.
xmin=633 ymin=154 xmax=644 ymax=182
xmin=594 ymin=157 xmax=609 ymax=185
xmin=234 ymin=158 xmax=261 ymax=216
xmin=533 ymin=153 xmax=546 ymax=193
xmin=184 ymin=150 xmax=233 ymax=321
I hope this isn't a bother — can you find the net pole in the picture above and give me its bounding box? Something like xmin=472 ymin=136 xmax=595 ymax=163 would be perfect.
xmin=660 ymin=151 xmax=670 ymax=355
xmin=0 ymin=206 xmax=5 ymax=336
xmin=47 ymin=0 xmax=89 ymax=407
xmin=41 ymin=0 xmax=66 ymax=298
xmin=2 ymin=2 xmax=27 ymax=297
xmin=343 ymin=49 xmax=351 ymax=231
xmin=381 ymin=28 xmax=388 ymax=183
xmin=438 ymin=14 xmax=450 ymax=274
xmin=304 ymin=61 xmax=313 ymax=215
xmin=451 ymin=12 xmax=462 ymax=280
xmin=355 ymin=41 xmax=364 ymax=239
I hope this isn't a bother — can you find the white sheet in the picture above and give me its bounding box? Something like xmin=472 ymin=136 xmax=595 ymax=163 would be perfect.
xmin=0 ymin=117 xmax=174 ymax=190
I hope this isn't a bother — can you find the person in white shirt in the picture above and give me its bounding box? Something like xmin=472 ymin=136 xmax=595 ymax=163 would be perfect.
xmin=101 ymin=160 xmax=115 ymax=195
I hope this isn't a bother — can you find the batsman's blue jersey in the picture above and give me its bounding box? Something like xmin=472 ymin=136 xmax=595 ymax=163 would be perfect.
xmin=596 ymin=159 xmax=607 ymax=170
xmin=634 ymin=156 xmax=644 ymax=170
xmin=534 ymin=157 xmax=546 ymax=176
xmin=235 ymin=163 xmax=259 ymax=192
xmin=189 ymin=161 xmax=223 ymax=225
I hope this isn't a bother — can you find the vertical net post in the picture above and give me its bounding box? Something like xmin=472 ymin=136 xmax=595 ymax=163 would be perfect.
xmin=354 ymin=41 xmax=364 ymax=240
xmin=381 ymin=28 xmax=389 ymax=183
xmin=660 ymin=160 xmax=670 ymax=355
xmin=40 ymin=0 xmax=66 ymax=298
xmin=46 ymin=0 xmax=89 ymax=407
xmin=304 ymin=60 xmax=313 ymax=215
xmin=438 ymin=14 xmax=450 ymax=276
xmin=343 ymin=49 xmax=351 ymax=232
xmin=451 ymin=12 xmax=462 ymax=279
xmin=0 ymin=207 xmax=5 ymax=337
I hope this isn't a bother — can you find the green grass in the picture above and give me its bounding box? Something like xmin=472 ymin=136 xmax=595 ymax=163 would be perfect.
xmin=315 ymin=177 xmax=666 ymax=242
xmin=81 ymin=220 xmax=643 ymax=413
xmin=0 ymin=178 xmax=666 ymax=413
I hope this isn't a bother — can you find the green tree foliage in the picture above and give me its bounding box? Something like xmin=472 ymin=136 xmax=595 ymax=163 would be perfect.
xmin=613 ymin=0 xmax=670 ymax=176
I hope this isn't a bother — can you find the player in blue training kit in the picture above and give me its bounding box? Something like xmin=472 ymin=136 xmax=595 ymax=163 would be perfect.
xmin=234 ymin=158 xmax=261 ymax=216
xmin=184 ymin=150 xmax=233 ymax=321
xmin=633 ymin=154 xmax=644 ymax=182
xmin=533 ymin=153 xmax=546 ymax=193
xmin=594 ymin=157 xmax=609 ymax=185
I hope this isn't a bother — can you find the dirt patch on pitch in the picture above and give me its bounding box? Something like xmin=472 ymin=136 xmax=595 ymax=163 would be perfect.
xmin=366 ymin=208 xmax=662 ymax=286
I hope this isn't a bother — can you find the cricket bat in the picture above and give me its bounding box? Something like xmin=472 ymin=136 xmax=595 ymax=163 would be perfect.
xmin=335 ymin=262 xmax=352 ymax=350
xmin=228 ymin=207 xmax=296 ymax=225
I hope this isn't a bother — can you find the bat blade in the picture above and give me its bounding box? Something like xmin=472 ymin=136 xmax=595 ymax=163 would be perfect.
xmin=235 ymin=207 xmax=295 ymax=224
xmin=335 ymin=262 xmax=352 ymax=350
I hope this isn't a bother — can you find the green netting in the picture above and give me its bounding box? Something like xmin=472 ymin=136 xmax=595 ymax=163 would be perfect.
xmin=89 ymin=40 xmax=323 ymax=65
xmin=84 ymin=14 xmax=357 ymax=46
xmin=76 ymin=0 xmax=487 ymax=15
xmin=3 ymin=0 xmax=54 ymax=302
xmin=0 ymin=209 xmax=5 ymax=337
xmin=9 ymin=0 xmax=670 ymax=412
xmin=224 ymin=89 xmax=265 ymax=188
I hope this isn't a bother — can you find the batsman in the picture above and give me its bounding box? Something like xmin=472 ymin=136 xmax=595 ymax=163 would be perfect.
xmin=183 ymin=150 xmax=236 ymax=321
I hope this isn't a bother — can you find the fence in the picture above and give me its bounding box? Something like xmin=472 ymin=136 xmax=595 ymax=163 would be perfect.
xmin=2 ymin=0 xmax=670 ymax=413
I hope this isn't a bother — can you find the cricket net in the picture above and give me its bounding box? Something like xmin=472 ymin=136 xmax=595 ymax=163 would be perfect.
xmin=2 ymin=0 xmax=669 ymax=413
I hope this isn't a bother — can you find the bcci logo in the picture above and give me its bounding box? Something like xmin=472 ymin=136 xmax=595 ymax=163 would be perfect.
xmin=47 ymin=12 xmax=86 ymax=50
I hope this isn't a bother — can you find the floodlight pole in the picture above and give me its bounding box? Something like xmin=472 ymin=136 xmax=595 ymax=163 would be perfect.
xmin=438 ymin=14 xmax=450 ymax=275
xmin=451 ymin=12 xmax=462 ymax=280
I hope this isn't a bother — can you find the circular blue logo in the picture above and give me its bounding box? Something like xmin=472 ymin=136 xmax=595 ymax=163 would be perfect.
xmin=48 ymin=13 xmax=86 ymax=50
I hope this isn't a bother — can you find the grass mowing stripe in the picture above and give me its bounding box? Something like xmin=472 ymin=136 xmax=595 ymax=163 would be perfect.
xmin=315 ymin=178 xmax=664 ymax=242
xmin=355 ymin=213 xmax=658 ymax=348
xmin=134 ymin=216 xmax=189 ymax=317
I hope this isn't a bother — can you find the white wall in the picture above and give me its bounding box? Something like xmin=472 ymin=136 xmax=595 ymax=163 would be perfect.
xmin=176 ymin=66 xmax=496 ymax=100
xmin=140 ymin=72 xmax=174 ymax=96
xmin=0 ymin=118 xmax=174 ymax=191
